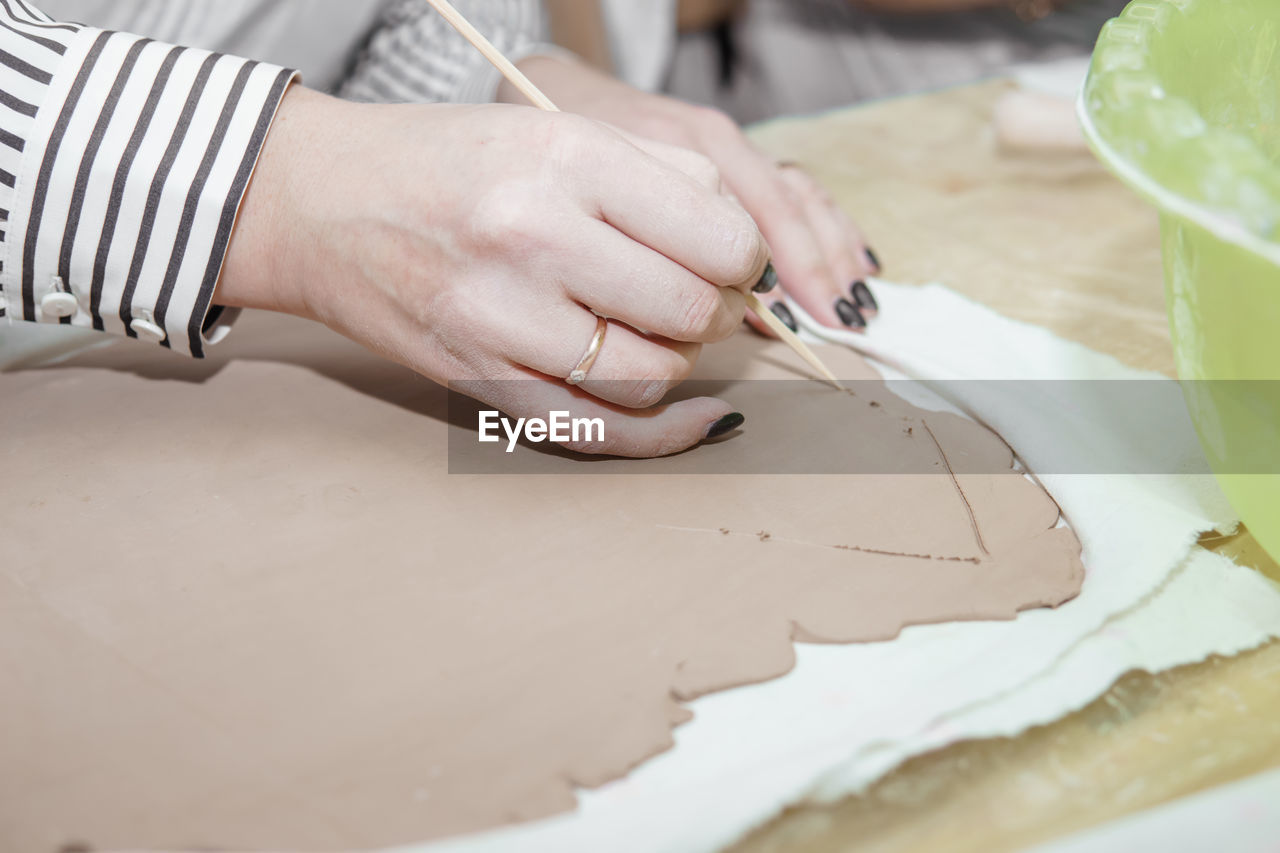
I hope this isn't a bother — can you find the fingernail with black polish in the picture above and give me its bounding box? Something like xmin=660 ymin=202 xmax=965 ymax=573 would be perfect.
xmin=705 ymin=412 xmax=745 ymax=439
xmin=850 ymin=280 xmax=878 ymax=312
xmin=865 ymin=247 xmax=881 ymax=273
xmin=753 ymin=262 xmax=779 ymax=294
xmin=770 ymin=301 xmax=798 ymax=333
xmin=835 ymin=298 xmax=866 ymax=329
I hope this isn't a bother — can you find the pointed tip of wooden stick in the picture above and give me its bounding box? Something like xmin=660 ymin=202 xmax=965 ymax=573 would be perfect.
xmin=743 ymin=292 xmax=844 ymax=389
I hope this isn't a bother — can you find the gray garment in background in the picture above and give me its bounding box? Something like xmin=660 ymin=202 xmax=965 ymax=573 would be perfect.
xmin=37 ymin=0 xmax=388 ymax=92
xmin=666 ymin=0 xmax=1128 ymax=123
xmin=339 ymin=0 xmax=549 ymax=105
xmin=34 ymin=0 xmax=550 ymax=103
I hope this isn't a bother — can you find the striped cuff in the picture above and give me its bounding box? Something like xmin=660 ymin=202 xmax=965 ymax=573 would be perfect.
xmin=0 ymin=27 xmax=296 ymax=357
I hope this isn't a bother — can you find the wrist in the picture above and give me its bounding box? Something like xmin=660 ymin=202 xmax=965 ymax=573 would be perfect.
xmin=216 ymin=83 xmax=324 ymax=320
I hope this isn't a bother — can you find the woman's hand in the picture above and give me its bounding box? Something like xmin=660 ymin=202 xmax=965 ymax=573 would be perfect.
xmin=218 ymin=86 xmax=769 ymax=457
xmin=505 ymin=56 xmax=880 ymax=335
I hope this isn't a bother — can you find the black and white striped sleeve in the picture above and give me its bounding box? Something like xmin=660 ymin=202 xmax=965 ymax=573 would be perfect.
xmin=0 ymin=1 xmax=296 ymax=357
xmin=340 ymin=0 xmax=556 ymax=105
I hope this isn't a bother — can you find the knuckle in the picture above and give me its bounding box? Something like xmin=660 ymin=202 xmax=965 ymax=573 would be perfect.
xmin=663 ymin=348 xmax=696 ymax=384
xmin=775 ymin=188 xmax=806 ymax=223
xmin=675 ymin=286 xmax=727 ymax=340
xmin=788 ymin=167 xmax=822 ymax=195
xmin=627 ymin=377 xmax=676 ymax=409
xmin=687 ymin=152 xmax=721 ymax=191
xmin=642 ymin=115 xmax=693 ymax=148
xmin=429 ymin=291 xmax=497 ymax=360
xmin=543 ymin=112 xmax=598 ymax=159
xmin=423 ymin=285 xmax=462 ymax=332
xmin=564 ymin=429 xmax=644 ymax=458
xmin=614 ymin=352 xmax=690 ymax=408
xmin=724 ymin=226 xmax=763 ymax=284
xmin=561 ymin=422 xmax=633 ymax=456
xmin=714 ymin=289 xmax=747 ymax=340
xmin=470 ymin=183 xmax=545 ymax=251
xmin=651 ymin=430 xmax=693 ymax=458
xmin=692 ymin=106 xmax=736 ymax=138
xmin=702 ymin=217 xmax=762 ymax=289
xmin=545 ymin=115 xmax=624 ymax=180
xmin=560 ymin=435 xmax=607 ymax=455
xmin=799 ymin=263 xmax=835 ymax=294
xmin=423 ymin=276 xmax=472 ymax=327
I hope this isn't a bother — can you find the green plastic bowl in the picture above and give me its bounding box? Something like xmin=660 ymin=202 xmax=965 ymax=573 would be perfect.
xmin=1080 ymin=0 xmax=1280 ymax=560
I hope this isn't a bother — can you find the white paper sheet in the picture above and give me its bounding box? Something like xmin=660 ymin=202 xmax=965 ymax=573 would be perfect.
xmin=811 ymin=546 xmax=1280 ymax=800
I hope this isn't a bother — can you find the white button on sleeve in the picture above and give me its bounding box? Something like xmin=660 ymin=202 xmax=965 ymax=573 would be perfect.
xmin=40 ymin=291 xmax=78 ymax=318
xmin=129 ymin=310 xmax=166 ymax=344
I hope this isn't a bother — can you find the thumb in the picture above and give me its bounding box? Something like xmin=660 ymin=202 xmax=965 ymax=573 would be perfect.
xmin=463 ymin=366 xmax=744 ymax=458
